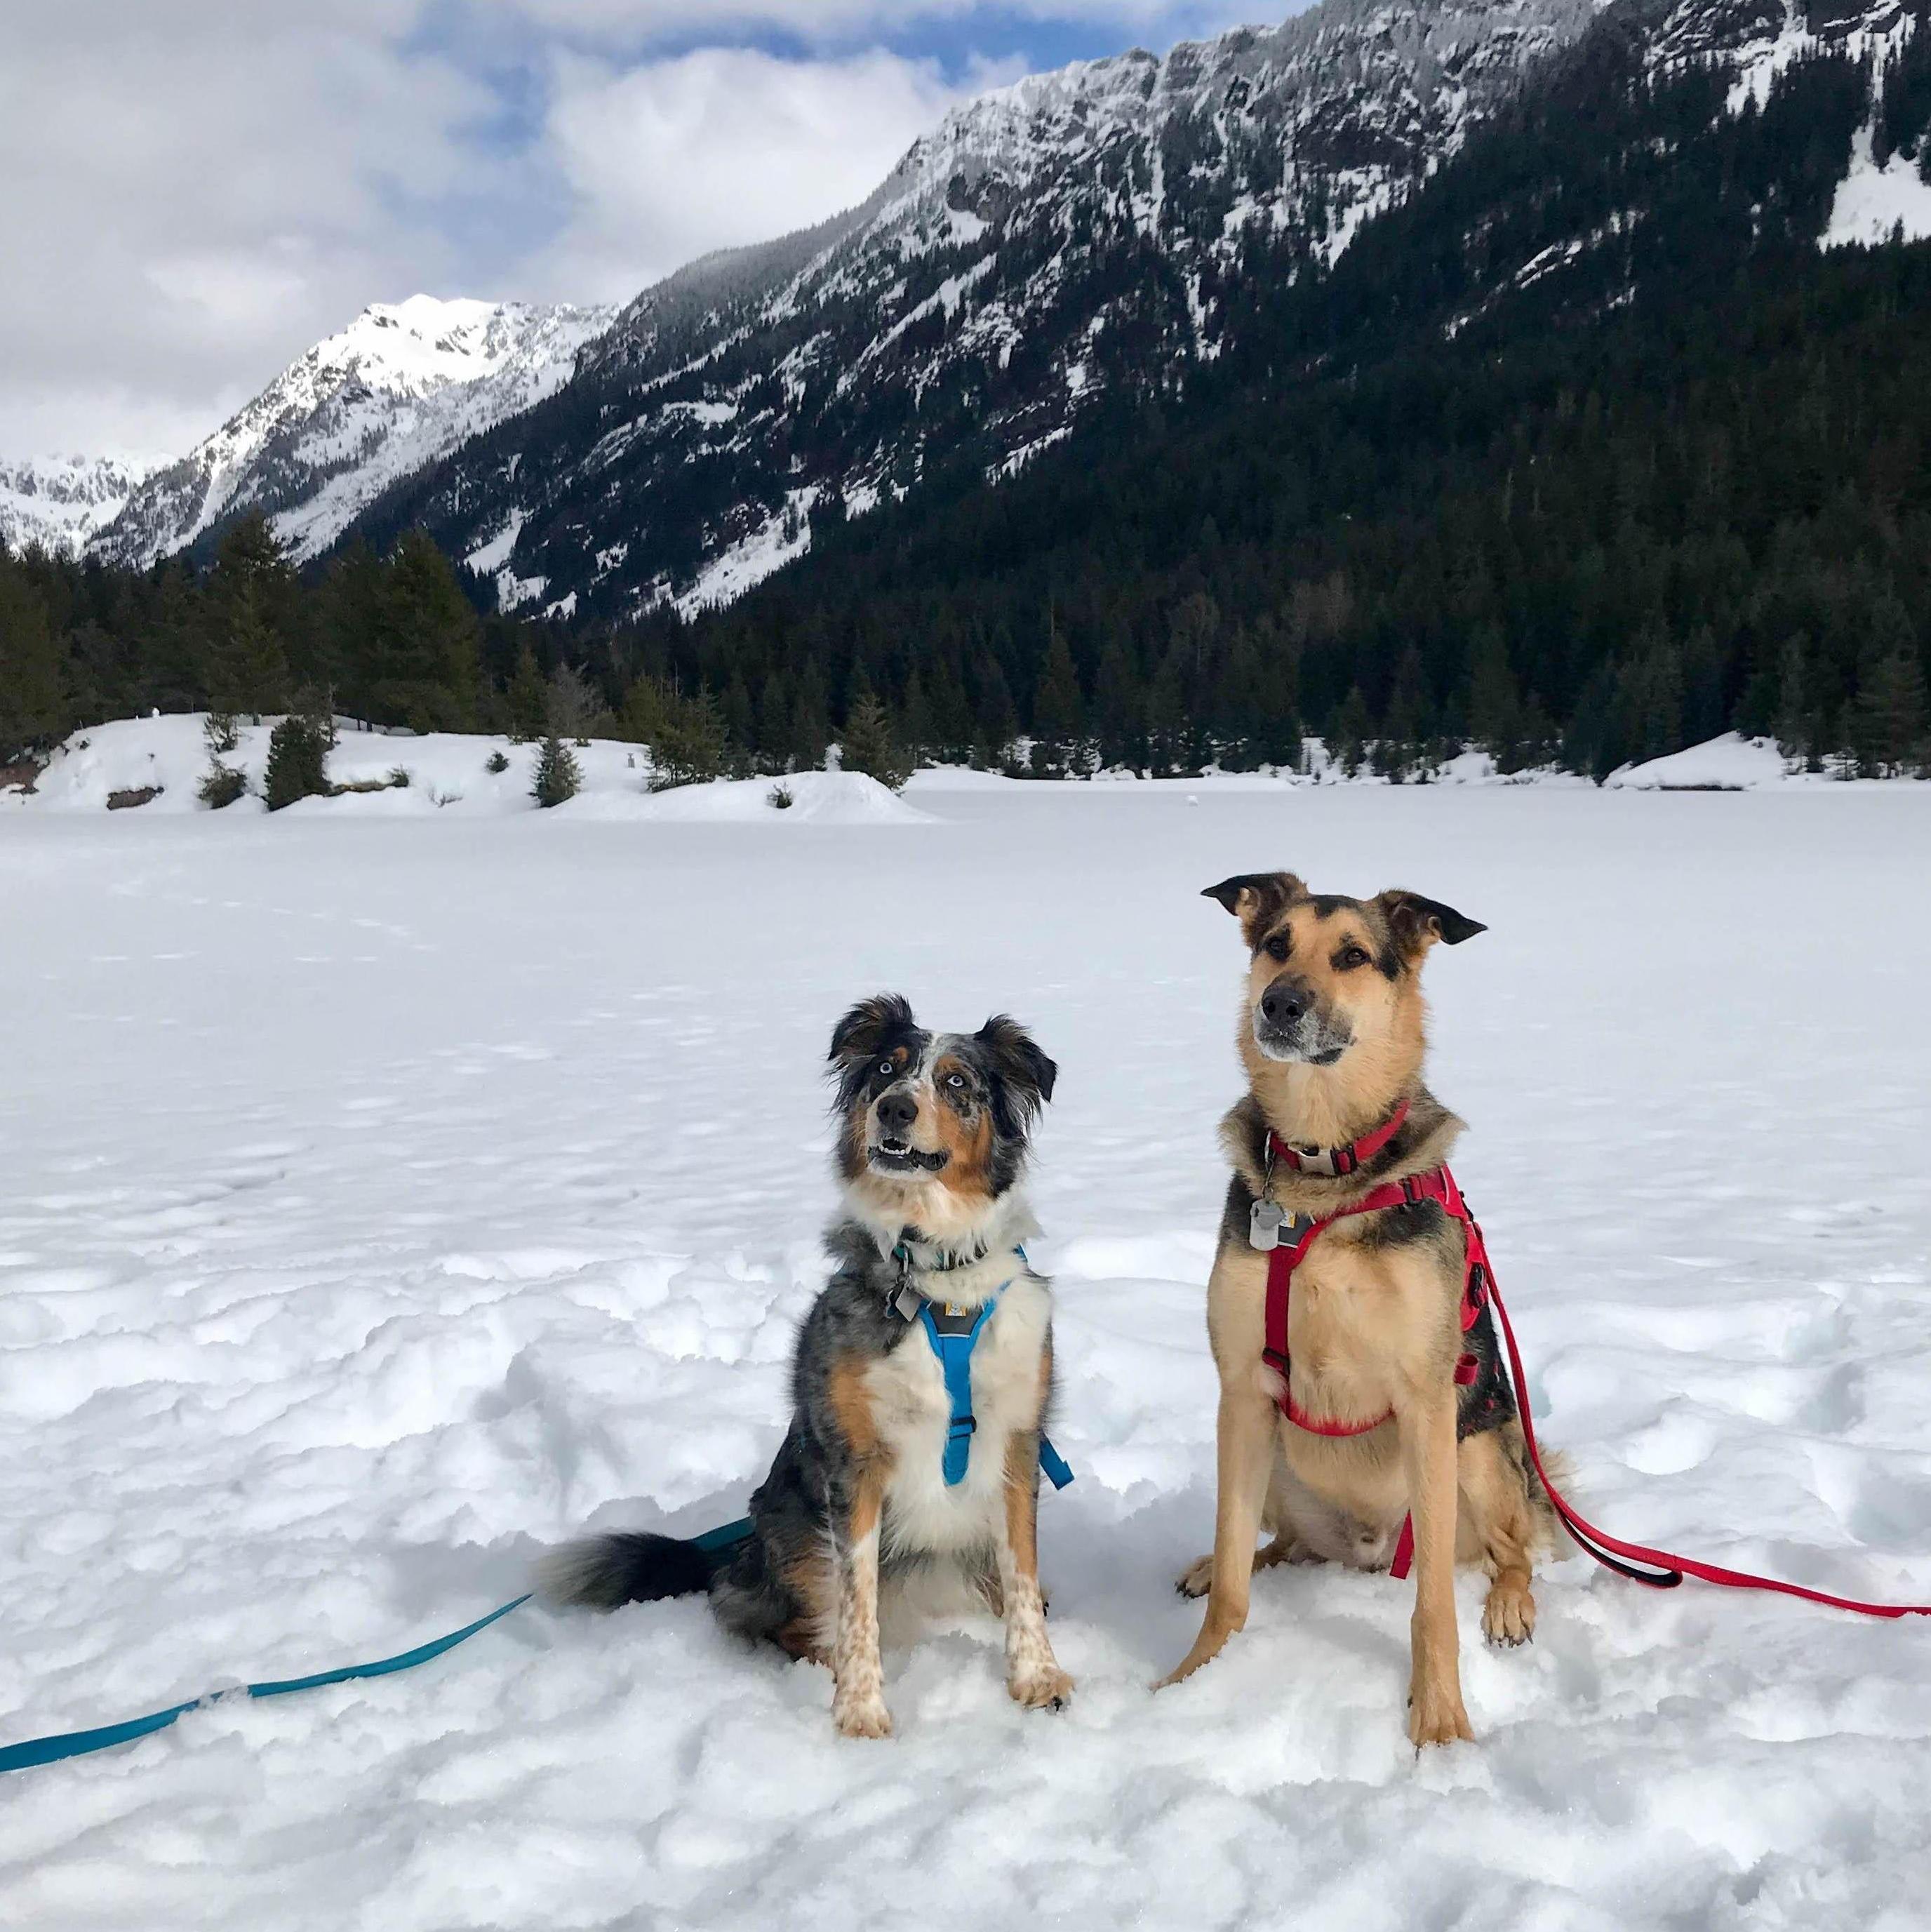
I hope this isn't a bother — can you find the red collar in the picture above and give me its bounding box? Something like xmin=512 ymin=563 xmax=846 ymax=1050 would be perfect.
xmin=1268 ymin=1098 xmax=1410 ymax=1179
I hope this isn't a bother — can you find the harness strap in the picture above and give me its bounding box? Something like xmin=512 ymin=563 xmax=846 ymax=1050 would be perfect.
xmin=1262 ymin=1166 xmax=1484 ymax=1437
xmin=903 ymin=1274 xmax=1076 ymax=1491
xmin=918 ymin=1298 xmax=997 ymax=1486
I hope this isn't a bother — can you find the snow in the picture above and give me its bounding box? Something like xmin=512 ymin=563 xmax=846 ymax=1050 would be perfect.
xmin=1823 ymin=129 xmax=1931 ymax=250
xmin=673 ymin=489 xmax=819 ymax=618
xmin=9 ymin=716 xmax=667 ymax=817
xmin=567 ymin=771 xmax=932 ymax=826
xmin=464 ymin=510 xmax=526 ymax=577
xmin=1605 ymin=732 xmax=1862 ymax=790
xmin=4 ymin=772 xmax=1931 ymax=1928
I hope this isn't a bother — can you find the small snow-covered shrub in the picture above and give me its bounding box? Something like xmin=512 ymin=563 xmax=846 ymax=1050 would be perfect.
xmin=387 ymin=766 xmax=411 ymax=790
xmin=203 ymin=712 xmax=240 ymax=757
xmin=768 ymin=783 xmax=794 ymax=811
xmin=198 ymin=762 xmax=248 ymax=810
xmin=485 ymin=750 xmax=511 ymax=775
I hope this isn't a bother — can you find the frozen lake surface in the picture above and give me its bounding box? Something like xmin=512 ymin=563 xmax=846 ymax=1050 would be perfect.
xmin=3 ymin=780 xmax=1930 ymax=1930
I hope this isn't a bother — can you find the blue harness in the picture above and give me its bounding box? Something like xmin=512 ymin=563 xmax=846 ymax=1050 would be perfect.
xmin=893 ymin=1246 xmax=1074 ymax=1492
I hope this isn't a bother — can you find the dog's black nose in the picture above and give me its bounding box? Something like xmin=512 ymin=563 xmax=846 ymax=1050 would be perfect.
xmin=876 ymin=1089 xmax=918 ymax=1138
xmin=1261 ymin=980 xmax=1310 ymax=1027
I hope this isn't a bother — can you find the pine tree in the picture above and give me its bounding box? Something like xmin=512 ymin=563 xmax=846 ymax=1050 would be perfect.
xmin=1328 ymin=685 xmax=1372 ymax=778
xmin=374 ymin=532 xmax=483 ymax=732
xmin=1774 ymin=633 xmax=1813 ymax=769
xmin=507 ymin=641 xmax=548 ymax=740
xmin=839 ymin=681 xmax=911 ymax=790
xmin=620 ymin=671 xmax=668 ymax=746
xmin=900 ymin=667 xmax=933 ymax=769
xmin=756 ymin=667 xmax=796 ymax=771
xmin=1031 ymin=622 xmax=1086 ymax=777
xmin=1848 ymin=650 xmax=1928 ymax=778
xmin=531 ymin=733 xmax=582 ymax=808
xmin=0 ymin=555 xmax=69 ymax=759
xmin=648 ymin=685 xmax=729 ymax=790
xmin=210 ymin=514 xmax=293 ymax=719
xmin=722 ymin=671 xmax=756 ymax=764
xmin=261 ymin=713 xmax=329 ymax=811
xmin=1382 ymin=645 xmax=1429 ymax=780
xmin=1092 ymin=637 xmax=1144 ymax=771
xmin=791 ymin=660 xmax=832 ymax=771
xmin=1466 ymin=623 xmax=1519 ymax=764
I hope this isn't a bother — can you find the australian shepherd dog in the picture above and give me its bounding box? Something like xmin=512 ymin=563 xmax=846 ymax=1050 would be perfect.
xmin=541 ymin=994 xmax=1072 ymax=1739
xmin=1158 ymin=874 xmax=1560 ymax=1746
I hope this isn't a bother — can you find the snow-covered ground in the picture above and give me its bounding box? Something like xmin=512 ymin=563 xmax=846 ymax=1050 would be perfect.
xmin=4 ymin=781 xmax=1931 ymax=1930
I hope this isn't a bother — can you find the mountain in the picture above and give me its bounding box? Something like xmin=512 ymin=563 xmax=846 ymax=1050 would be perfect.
xmin=0 ymin=454 xmax=156 ymax=559
xmin=641 ymin=0 xmax=1931 ymax=779
xmin=342 ymin=0 xmax=1610 ymax=622
xmin=92 ymin=296 xmax=615 ymax=571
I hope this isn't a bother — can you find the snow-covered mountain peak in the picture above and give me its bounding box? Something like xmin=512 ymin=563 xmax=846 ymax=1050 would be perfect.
xmin=92 ymin=296 xmax=617 ymax=569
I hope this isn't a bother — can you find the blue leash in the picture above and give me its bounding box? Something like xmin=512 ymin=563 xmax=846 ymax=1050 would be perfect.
xmin=0 ymin=1516 xmax=756 ymax=1778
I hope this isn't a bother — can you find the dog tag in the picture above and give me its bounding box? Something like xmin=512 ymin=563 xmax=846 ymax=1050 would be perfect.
xmin=1249 ymin=1198 xmax=1284 ymax=1252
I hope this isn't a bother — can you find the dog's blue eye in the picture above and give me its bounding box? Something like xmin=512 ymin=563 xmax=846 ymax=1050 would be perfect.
xmin=877 ymin=1059 xmax=894 ymax=1077
xmin=945 ymin=1073 xmax=966 ymax=1090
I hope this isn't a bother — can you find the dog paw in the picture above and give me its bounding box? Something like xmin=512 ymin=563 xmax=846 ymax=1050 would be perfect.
xmin=1009 ymin=1666 xmax=1074 ymax=1712
xmin=1406 ymin=1679 xmax=1474 ymax=1748
xmin=1483 ymin=1581 xmax=1537 ymax=1647
xmin=1175 ymin=1554 xmax=1213 ymax=1598
xmin=832 ymin=1694 xmax=893 ymax=1740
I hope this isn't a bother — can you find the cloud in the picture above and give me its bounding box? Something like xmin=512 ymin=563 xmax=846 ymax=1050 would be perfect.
xmin=530 ymin=46 xmax=1010 ymax=300
xmin=0 ymin=3 xmax=1271 ymax=457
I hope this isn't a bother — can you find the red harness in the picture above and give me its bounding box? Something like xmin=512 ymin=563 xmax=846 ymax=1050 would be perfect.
xmin=1261 ymin=1124 xmax=1931 ymax=1615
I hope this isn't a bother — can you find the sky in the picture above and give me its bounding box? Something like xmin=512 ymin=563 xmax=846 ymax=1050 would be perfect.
xmin=1 ymin=1 xmax=1271 ymax=462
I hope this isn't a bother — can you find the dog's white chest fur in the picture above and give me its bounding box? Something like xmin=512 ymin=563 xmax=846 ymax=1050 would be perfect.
xmin=865 ymin=1269 xmax=1051 ymax=1556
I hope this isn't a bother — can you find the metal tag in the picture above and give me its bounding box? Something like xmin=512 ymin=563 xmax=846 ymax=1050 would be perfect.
xmin=1249 ymin=1198 xmax=1284 ymax=1252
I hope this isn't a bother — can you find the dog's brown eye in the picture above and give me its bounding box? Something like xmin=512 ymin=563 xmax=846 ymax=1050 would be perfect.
xmin=1338 ymin=945 xmax=1370 ymax=971
xmin=1264 ymin=935 xmax=1290 ymax=962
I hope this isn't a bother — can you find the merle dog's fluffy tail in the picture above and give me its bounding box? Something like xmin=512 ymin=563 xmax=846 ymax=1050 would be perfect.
xmin=537 ymin=1531 xmax=728 ymax=1611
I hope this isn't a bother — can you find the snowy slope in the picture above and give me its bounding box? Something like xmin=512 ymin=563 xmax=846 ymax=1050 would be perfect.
xmin=9 ymin=714 xmax=928 ymax=825
xmin=91 ymin=296 xmax=615 ymax=568
xmin=3 ymin=785 xmax=1931 ymax=1928
xmin=0 ymin=453 xmax=156 ymax=559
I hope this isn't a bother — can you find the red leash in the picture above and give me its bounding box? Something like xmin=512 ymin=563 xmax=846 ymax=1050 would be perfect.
xmin=1263 ymin=1152 xmax=1931 ymax=1617
xmin=1485 ymin=1265 xmax=1931 ymax=1617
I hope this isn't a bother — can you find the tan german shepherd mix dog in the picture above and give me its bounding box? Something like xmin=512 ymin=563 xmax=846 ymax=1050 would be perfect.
xmin=1158 ymin=872 xmax=1558 ymax=1746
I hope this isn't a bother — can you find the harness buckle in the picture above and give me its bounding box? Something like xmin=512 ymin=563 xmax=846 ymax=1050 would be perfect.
xmin=1466 ymin=1262 xmax=1489 ymax=1314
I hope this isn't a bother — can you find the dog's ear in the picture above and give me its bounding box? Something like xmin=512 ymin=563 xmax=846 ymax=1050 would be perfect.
xmin=828 ymin=994 xmax=918 ymax=1072
xmin=1201 ymin=872 xmax=1305 ymax=945
xmin=1376 ymin=891 xmax=1486 ymax=960
xmin=975 ymin=1015 xmax=1057 ymax=1135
